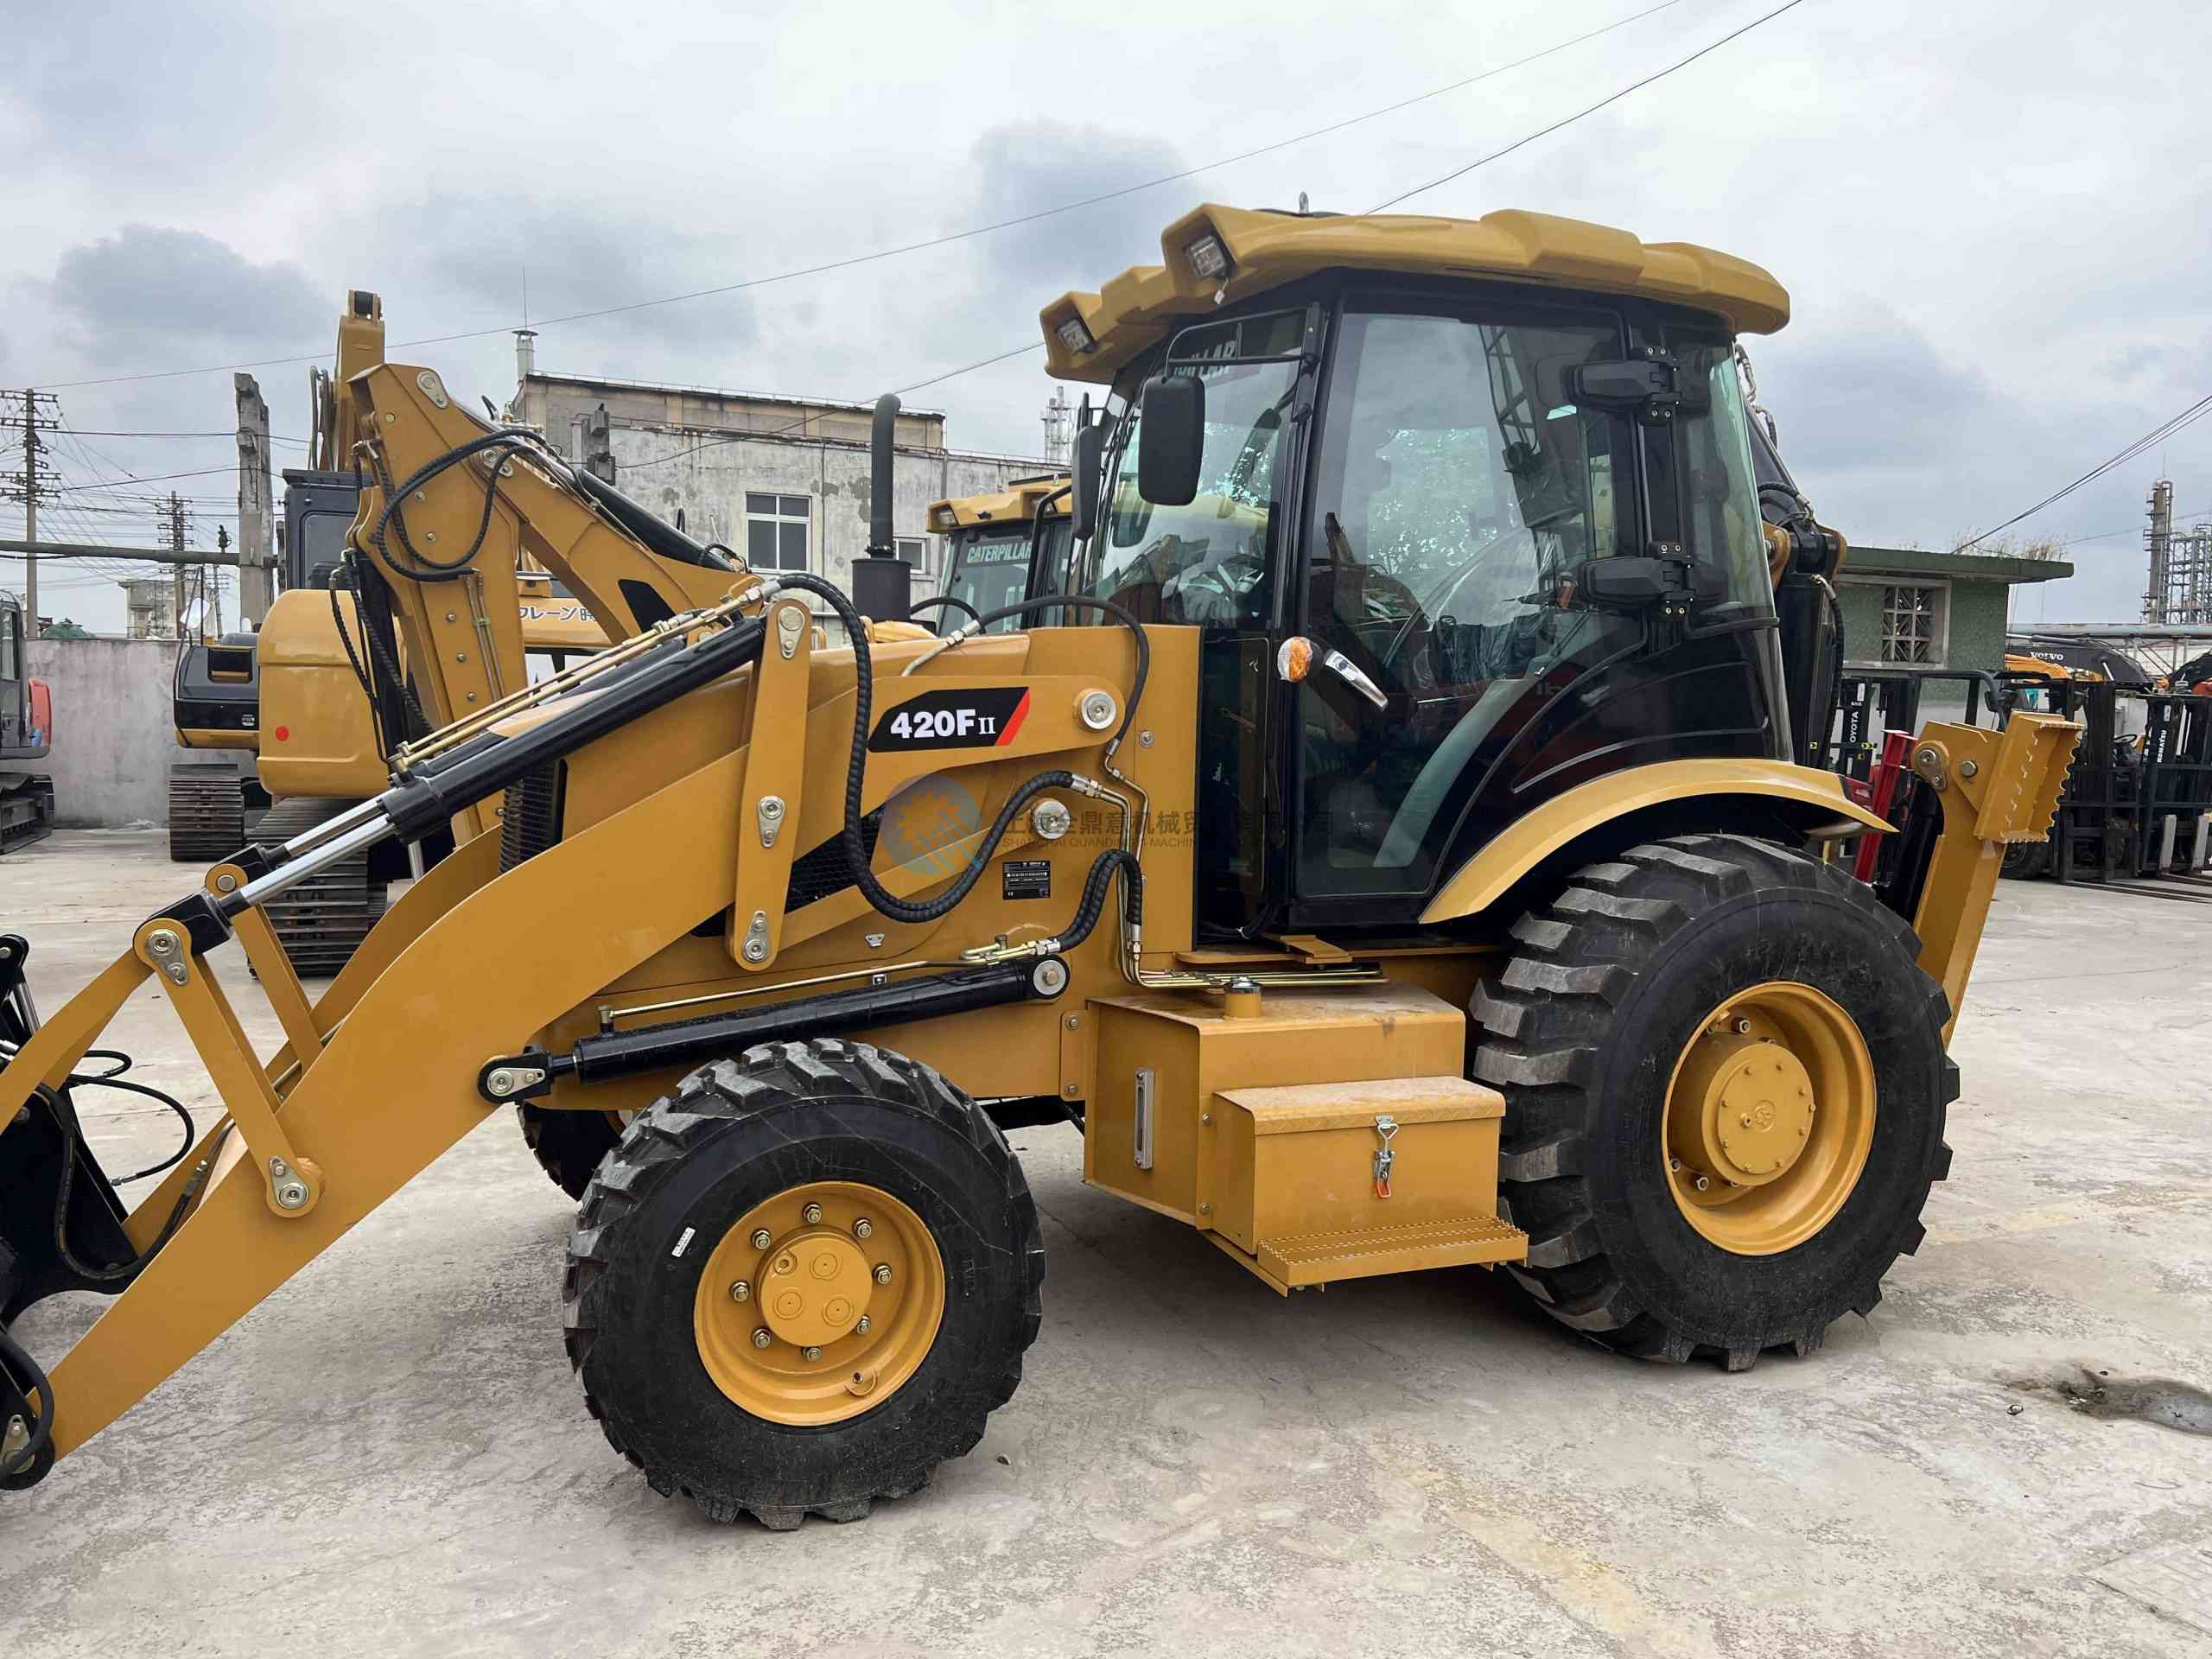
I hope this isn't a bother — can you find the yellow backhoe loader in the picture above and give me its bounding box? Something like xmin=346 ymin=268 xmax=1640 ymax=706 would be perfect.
xmin=922 ymin=474 xmax=1073 ymax=632
xmin=1 ymin=206 xmax=2076 ymax=1531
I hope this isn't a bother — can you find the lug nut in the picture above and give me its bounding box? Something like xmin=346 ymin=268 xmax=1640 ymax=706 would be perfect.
xmin=853 ymin=1217 xmax=873 ymax=1240
xmin=751 ymin=1228 xmax=772 ymax=1249
xmin=729 ymin=1281 xmax=751 ymax=1303
xmin=752 ymin=1328 xmax=772 ymax=1349
xmin=801 ymin=1345 xmax=823 ymax=1362
xmin=873 ymin=1263 xmax=893 ymax=1285
xmin=802 ymin=1202 xmax=823 ymax=1224
xmin=1694 ymin=1175 xmax=1712 ymax=1192
xmin=855 ymin=1315 xmax=872 ymax=1335
xmin=1733 ymin=1019 xmax=1752 ymax=1035
xmin=1669 ymin=1158 xmax=1683 ymax=1173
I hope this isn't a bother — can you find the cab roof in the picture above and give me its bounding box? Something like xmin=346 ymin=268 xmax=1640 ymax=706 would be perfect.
xmin=1039 ymin=203 xmax=1790 ymax=385
xmin=925 ymin=474 xmax=1071 ymax=533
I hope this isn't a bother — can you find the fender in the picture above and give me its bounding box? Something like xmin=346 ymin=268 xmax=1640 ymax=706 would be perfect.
xmin=1419 ymin=758 xmax=1891 ymax=925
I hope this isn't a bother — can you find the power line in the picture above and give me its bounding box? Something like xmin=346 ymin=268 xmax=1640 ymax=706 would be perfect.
xmin=33 ymin=0 xmax=1691 ymax=392
xmin=1369 ymin=0 xmax=1809 ymax=212
xmin=1955 ymin=392 xmax=2212 ymax=551
xmin=42 ymin=465 xmax=235 ymax=493
xmin=54 ymin=427 xmax=310 ymax=444
xmin=624 ymin=340 xmax=1048 ymax=473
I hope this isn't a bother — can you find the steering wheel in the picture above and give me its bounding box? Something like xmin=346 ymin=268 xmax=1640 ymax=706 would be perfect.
xmin=1377 ymin=524 xmax=1538 ymax=671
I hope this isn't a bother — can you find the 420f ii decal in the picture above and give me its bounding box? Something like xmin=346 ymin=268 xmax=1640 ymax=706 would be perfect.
xmin=868 ymin=687 xmax=1031 ymax=753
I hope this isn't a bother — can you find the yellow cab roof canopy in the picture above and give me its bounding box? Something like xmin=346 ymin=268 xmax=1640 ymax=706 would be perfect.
xmin=925 ymin=474 xmax=1073 ymax=535
xmin=1039 ymin=203 xmax=1792 ymax=385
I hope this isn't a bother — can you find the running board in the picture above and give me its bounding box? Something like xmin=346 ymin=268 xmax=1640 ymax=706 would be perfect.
xmin=1212 ymin=1215 xmax=1529 ymax=1294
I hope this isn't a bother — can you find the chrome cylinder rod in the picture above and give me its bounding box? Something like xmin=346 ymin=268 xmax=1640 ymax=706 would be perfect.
xmin=234 ymin=815 xmax=393 ymax=911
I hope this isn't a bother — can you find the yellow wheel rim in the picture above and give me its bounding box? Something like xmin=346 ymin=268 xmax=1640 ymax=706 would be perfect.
xmin=692 ymin=1179 xmax=944 ymax=1426
xmin=1662 ymin=982 xmax=1876 ymax=1256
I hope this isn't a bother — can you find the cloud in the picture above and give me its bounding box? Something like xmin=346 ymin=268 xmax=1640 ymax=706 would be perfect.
xmin=48 ymin=226 xmax=327 ymax=370
xmin=964 ymin=120 xmax=1192 ymax=300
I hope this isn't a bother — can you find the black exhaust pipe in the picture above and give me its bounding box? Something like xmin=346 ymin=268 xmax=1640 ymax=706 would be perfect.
xmin=848 ymin=392 xmax=912 ymax=624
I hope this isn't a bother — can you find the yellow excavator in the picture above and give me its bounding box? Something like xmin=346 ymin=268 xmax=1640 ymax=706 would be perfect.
xmin=3 ymin=206 xmax=2076 ymax=1532
xmin=188 ymin=296 xmax=745 ymax=975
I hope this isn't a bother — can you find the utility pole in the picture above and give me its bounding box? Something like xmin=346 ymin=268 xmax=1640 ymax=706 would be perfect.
xmin=0 ymin=389 xmax=60 ymax=634
xmin=235 ymin=372 xmax=274 ymax=622
xmin=162 ymin=493 xmax=190 ymax=639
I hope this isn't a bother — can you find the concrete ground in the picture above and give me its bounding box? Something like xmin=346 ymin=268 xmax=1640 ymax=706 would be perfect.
xmin=3 ymin=829 xmax=2209 ymax=1658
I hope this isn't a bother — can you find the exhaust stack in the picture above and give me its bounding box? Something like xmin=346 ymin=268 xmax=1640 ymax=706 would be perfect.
xmin=849 ymin=393 xmax=912 ymax=624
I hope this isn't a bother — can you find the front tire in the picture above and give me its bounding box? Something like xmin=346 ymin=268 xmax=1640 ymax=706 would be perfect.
xmin=563 ymin=1039 xmax=1044 ymax=1529
xmin=1473 ymin=835 xmax=1955 ymax=1370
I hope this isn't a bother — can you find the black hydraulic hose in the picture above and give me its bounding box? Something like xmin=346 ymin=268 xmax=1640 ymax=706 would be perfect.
xmin=770 ymin=575 xmax=1150 ymax=928
xmin=326 ymin=563 xmax=390 ymax=756
xmin=909 ymin=594 xmax=981 ymax=626
xmin=1056 ymin=849 xmax=1144 ymax=949
xmin=46 ymin=1107 xmax=228 ymax=1284
xmin=964 ymin=593 xmax=1151 ymax=751
xmin=0 ymin=1322 xmax=52 ymax=1480
xmin=364 ymin=429 xmax=544 ymax=583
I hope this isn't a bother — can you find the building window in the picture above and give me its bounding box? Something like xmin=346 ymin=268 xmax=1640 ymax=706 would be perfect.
xmin=1878 ymin=583 xmax=1946 ymax=664
xmin=745 ymin=493 xmax=810 ymax=571
xmin=895 ymin=537 xmax=928 ymax=577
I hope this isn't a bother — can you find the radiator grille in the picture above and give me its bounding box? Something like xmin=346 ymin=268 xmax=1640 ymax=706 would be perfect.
xmin=500 ymin=763 xmax=565 ymax=871
xmin=785 ymin=810 xmax=883 ymax=910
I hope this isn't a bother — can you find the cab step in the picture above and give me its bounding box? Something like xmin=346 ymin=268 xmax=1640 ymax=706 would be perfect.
xmin=1221 ymin=1214 xmax=1528 ymax=1291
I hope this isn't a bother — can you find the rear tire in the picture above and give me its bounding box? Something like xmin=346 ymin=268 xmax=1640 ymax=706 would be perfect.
xmin=1472 ymin=834 xmax=1955 ymax=1370
xmin=518 ymin=1104 xmax=623 ymax=1201
xmin=563 ymin=1039 xmax=1043 ymax=1528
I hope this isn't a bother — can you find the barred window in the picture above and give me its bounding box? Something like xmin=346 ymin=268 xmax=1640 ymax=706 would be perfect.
xmin=1880 ymin=584 xmax=1943 ymax=664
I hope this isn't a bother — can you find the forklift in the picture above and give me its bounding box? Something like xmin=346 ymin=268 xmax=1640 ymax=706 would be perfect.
xmin=2 ymin=205 xmax=2075 ymax=1528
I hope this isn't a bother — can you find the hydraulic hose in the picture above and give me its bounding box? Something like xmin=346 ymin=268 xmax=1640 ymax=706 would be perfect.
xmin=0 ymin=1321 xmax=52 ymax=1481
xmin=909 ymin=594 xmax=981 ymax=626
xmin=769 ymin=575 xmax=1149 ymax=929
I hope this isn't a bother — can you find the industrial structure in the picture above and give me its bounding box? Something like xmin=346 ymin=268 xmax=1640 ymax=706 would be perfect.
xmin=2143 ymin=478 xmax=2212 ymax=625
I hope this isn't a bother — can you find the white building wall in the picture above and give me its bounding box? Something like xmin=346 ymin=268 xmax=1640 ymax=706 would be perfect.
xmin=605 ymin=429 xmax=1050 ymax=593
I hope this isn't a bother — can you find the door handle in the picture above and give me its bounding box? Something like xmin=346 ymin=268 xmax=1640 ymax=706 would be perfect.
xmin=1319 ymin=648 xmax=1388 ymax=710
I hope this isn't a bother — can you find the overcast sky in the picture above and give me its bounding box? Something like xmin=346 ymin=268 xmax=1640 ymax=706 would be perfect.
xmin=3 ymin=0 xmax=2207 ymax=632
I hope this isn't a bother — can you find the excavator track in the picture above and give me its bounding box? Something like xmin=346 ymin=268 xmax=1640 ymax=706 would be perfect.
xmin=166 ymin=766 xmax=250 ymax=863
xmin=0 ymin=773 xmax=54 ymax=855
xmin=252 ymin=795 xmax=389 ymax=978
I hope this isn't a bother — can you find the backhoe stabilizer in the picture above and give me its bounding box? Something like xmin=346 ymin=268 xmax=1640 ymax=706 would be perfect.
xmin=1904 ymin=711 xmax=2080 ymax=1039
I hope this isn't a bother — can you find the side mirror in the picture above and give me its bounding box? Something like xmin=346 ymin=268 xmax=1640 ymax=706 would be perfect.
xmin=1570 ymin=354 xmax=1705 ymax=425
xmin=1071 ymin=422 xmax=1105 ymax=543
xmin=1136 ymin=372 xmax=1204 ymax=506
xmin=1572 ymin=556 xmax=1675 ymax=606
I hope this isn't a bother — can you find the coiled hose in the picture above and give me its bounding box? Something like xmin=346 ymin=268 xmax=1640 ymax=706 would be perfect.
xmin=768 ymin=574 xmax=1147 ymax=938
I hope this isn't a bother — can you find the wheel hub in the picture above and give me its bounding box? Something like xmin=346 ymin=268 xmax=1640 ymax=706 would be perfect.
xmin=1662 ymin=982 xmax=1877 ymax=1256
xmin=691 ymin=1179 xmax=944 ymax=1427
xmin=1675 ymin=1033 xmax=1817 ymax=1186
xmin=757 ymin=1227 xmax=874 ymax=1349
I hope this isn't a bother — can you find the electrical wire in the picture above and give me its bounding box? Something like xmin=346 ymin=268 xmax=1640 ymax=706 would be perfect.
xmin=32 ymin=0 xmax=1691 ymax=392
xmin=1369 ymin=0 xmax=1809 ymax=211
xmin=1955 ymin=402 xmax=2212 ymax=550
xmin=622 ymin=340 xmax=1046 ymax=473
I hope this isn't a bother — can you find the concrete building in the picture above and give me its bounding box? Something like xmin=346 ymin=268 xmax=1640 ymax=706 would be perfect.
xmin=505 ymin=334 xmax=1052 ymax=597
xmin=1834 ymin=543 xmax=2073 ymax=723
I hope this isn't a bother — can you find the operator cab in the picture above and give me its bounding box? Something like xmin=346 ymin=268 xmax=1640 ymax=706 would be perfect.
xmin=925 ymin=477 xmax=1075 ymax=635
xmin=1046 ymin=207 xmax=1792 ymax=940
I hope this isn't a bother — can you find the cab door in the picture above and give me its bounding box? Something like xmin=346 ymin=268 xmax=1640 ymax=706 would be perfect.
xmin=1284 ymin=295 xmax=1782 ymax=926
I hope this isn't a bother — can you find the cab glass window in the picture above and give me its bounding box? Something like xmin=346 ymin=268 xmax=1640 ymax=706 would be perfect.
xmin=1084 ymin=309 xmax=1304 ymax=628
